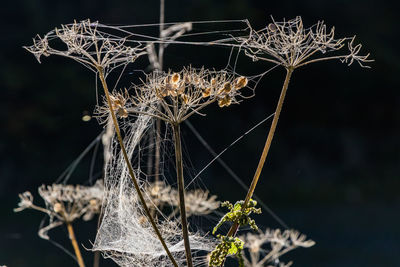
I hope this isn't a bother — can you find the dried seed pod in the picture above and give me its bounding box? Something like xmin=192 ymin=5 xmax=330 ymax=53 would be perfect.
xmin=218 ymin=95 xmax=232 ymax=107
xmin=202 ymin=87 xmax=212 ymax=98
xmin=234 ymin=76 xmax=248 ymax=90
xmin=219 ymin=82 xmax=232 ymax=94
xmin=171 ymin=73 xmax=180 ymax=84
xmin=180 ymin=94 xmax=189 ymax=104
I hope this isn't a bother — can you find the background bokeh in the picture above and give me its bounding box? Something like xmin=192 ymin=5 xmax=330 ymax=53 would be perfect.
xmin=1 ymin=0 xmax=399 ymax=266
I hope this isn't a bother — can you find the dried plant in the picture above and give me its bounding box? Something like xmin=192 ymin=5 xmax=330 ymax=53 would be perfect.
xmin=15 ymin=180 xmax=104 ymax=267
xmin=240 ymin=16 xmax=372 ymax=69
xmin=21 ymin=14 xmax=372 ymax=267
xmin=24 ymin=19 xmax=179 ymax=266
xmin=128 ymin=67 xmax=249 ymax=124
xmin=145 ymin=181 xmax=220 ymax=218
xmin=213 ymin=17 xmax=372 ymax=266
xmin=239 ymin=229 xmax=315 ymax=267
xmin=24 ymin=19 xmax=146 ymax=75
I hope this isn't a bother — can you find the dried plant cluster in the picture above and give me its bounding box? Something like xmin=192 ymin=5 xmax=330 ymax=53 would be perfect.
xmin=240 ymin=229 xmax=315 ymax=267
xmin=145 ymin=181 xmax=220 ymax=217
xmin=17 ymin=15 xmax=372 ymax=267
xmin=125 ymin=67 xmax=248 ymax=124
xmin=15 ymin=180 xmax=104 ymax=239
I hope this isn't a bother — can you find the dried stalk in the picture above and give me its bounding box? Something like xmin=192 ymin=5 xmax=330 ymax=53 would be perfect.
xmin=67 ymin=222 xmax=86 ymax=267
xmin=172 ymin=123 xmax=193 ymax=267
xmin=221 ymin=68 xmax=293 ymax=266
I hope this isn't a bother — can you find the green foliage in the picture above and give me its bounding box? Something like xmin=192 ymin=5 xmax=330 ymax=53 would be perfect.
xmin=209 ymin=199 xmax=261 ymax=266
xmin=212 ymin=199 xmax=261 ymax=235
xmin=209 ymin=235 xmax=244 ymax=267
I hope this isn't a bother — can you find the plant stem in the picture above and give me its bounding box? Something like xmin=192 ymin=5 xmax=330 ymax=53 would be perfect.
xmin=158 ymin=0 xmax=165 ymax=70
xmin=224 ymin=67 xmax=293 ymax=252
xmin=155 ymin=0 xmax=165 ymax=182
xmin=98 ymin=69 xmax=178 ymax=267
xmin=155 ymin=117 xmax=161 ymax=182
xmin=66 ymin=222 xmax=85 ymax=267
xmin=172 ymin=123 xmax=193 ymax=267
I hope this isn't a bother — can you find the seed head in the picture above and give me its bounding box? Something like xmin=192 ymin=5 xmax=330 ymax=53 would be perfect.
xmin=15 ymin=180 xmax=104 ymax=239
xmin=24 ymin=19 xmax=147 ymax=74
xmin=128 ymin=67 xmax=249 ymax=124
xmin=240 ymin=16 xmax=373 ymax=69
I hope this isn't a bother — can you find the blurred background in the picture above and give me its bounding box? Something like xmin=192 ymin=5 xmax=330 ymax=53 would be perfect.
xmin=0 ymin=0 xmax=399 ymax=266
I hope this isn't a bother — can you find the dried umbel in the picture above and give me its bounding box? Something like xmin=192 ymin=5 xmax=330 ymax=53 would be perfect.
xmin=15 ymin=180 xmax=104 ymax=239
xmin=95 ymin=89 xmax=132 ymax=125
xmin=181 ymin=189 xmax=220 ymax=217
xmin=144 ymin=181 xmax=220 ymax=217
xmin=24 ymin=19 xmax=147 ymax=75
xmin=240 ymin=16 xmax=372 ymax=69
xmin=129 ymin=67 xmax=249 ymax=124
xmin=239 ymin=228 xmax=315 ymax=267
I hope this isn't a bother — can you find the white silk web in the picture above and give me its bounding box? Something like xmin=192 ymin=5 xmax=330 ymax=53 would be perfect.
xmin=92 ymin=110 xmax=215 ymax=266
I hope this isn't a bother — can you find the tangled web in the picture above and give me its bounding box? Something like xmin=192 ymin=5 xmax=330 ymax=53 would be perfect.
xmin=92 ymin=108 xmax=215 ymax=266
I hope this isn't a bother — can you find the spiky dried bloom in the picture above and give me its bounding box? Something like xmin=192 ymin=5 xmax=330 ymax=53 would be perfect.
xmin=182 ymin=189 xmax=220 ymax=217
xmin=95 ymin=89 xmax=132 ymax=125
xmin=24 ymin=19 xmax=147 ymax=75
xmin=128 ymin=67 xmax=249 ymax=124
xmin=239 ymin=228 xmax=315 ymax=267
xmin=15 ymin=180 xmax=104 ymax=239
xmin=144 ymin=181 xmax=220 ymax=217
xmin=241 ymin=16 xmax=373 ymax=69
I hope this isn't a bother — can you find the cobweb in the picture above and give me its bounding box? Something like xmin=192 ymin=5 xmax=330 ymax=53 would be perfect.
xmin=92 ymin=107 xmax=215 ymax=266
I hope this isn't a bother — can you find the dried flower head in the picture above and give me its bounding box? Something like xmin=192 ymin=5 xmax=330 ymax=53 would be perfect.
xmin=24 ymin=19 xmax=147 ymax=75
xmin=15 ymin=180 xmax=104 ymax=239
xmin=240 ymin=16 xmax=373 ymax=69
xmin=239 ymin=228 xmax=315 ymax=267
xmin=182 ymin=189 xmax=221 ymax=217
xmin=143 ymin=181 xmax=220 ymax=218
xmin=129 ymin=67 xmax=249 ymax=124
xmin=95 ymin=89 xmax=131 ymax=124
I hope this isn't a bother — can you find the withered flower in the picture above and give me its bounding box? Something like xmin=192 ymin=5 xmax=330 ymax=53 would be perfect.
xmin=15 ymin=180 xmax=104 ymax=239
xmin=129 ymin=67 xmax=249 ymax=124
xmin=240 ymin=16 xmax=373 ymax=69
xmin=239 ymin=228 xmax=315 ymax=267
xmin=24 ymin=19 xmax=147 ymax=75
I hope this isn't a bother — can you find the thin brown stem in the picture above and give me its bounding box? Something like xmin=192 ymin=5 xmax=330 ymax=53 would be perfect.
xmin=221 ymin=68 xmax=293 ymax=265
xmin=243 ymin=68 xmax=293 ymax=211
xmin=66 ymin=222 xmax=85 ymax=267
xmin=172 ymin=123 xmax=193 ymax=267
xmin=158 ymin=0 xmax=165 ymax=70
xmin=155 ymin=117 xmax=162 ymax=182
xmin=98 ymin=69 xmax=178 ymax=267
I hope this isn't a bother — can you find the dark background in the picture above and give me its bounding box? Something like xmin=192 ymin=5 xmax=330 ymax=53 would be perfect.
xmin=1 ymin=0 xmax=399 ymax=266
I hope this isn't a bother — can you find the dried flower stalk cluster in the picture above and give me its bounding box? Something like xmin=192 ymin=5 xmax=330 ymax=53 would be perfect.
xmin=15 ymin=180 xmax=103 ymax=239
